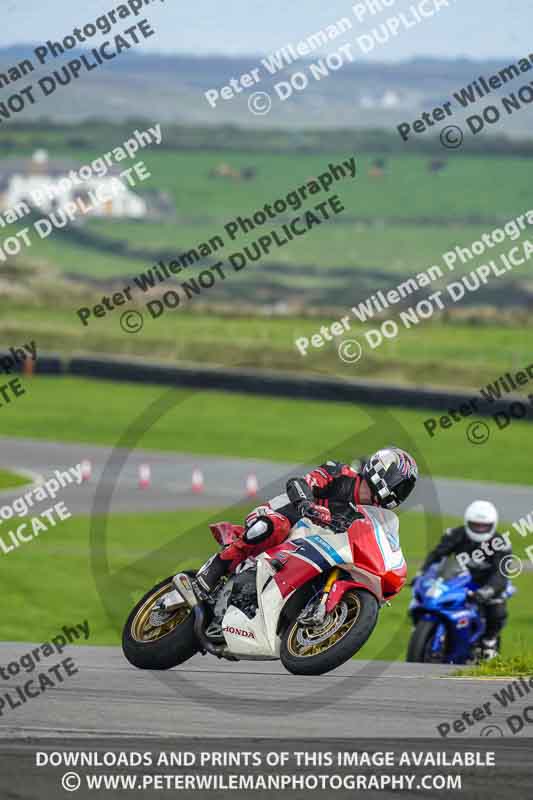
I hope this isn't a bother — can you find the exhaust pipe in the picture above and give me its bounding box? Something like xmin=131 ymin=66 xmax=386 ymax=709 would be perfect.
xmin=173 ymin=572 xmax=234 ymax=660
xmin=192 ymin=605 xmax=230 ymax=658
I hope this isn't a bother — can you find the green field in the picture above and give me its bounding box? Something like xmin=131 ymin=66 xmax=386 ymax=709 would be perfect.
xmin=6 ymin=149 xmax=533 ymax=292
xmin=2 ymin=374 xmax=533 ymax=485
xmin=14 ymin=149 xmax=532 ymax=222
xmin=85 ymin=219 xmax=512 ymax=273
xmin=1 ymin=506 xmax=529 ymax=662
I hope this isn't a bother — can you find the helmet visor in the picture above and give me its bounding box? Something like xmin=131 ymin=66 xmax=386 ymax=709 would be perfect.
xmin=467 ymin=521 xmax=493 ymax=534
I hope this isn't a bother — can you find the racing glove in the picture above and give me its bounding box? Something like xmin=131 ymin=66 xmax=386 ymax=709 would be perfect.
xmin=299 ymin=500 xmax=332 ymax=527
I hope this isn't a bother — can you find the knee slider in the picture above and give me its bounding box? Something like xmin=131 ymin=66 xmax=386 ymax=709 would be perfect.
xmin=244 ymin=517 xmax=273 ymax=544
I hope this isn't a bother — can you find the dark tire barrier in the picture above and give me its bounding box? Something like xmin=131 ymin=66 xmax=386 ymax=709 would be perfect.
xmin=67 ymin=354 xmax=533 ymax=420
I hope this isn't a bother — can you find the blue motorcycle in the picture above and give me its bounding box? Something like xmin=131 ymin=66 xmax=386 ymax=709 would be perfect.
xmin=407 ymin=558 xmax=516 ymax=664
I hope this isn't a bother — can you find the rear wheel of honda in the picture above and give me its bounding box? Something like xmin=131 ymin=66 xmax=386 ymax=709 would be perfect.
xmin=280 ymin=589 xmax=378 ymax=676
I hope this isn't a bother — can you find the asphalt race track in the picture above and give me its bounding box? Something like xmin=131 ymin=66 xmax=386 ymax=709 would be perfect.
xmin=0 ymin=643 xmax=526 ymax=739
xmin=1 ymin=437 xmax=532 ymax=520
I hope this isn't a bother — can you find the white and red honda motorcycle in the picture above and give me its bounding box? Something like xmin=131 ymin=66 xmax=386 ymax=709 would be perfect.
xmin=122 ymin=505 xmax=407 ymax=676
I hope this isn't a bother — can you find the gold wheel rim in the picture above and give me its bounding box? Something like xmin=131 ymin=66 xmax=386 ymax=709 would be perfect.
xmin=131 ymin=582 xmax=190 ymax=643
xmin=287 ymin=591 xmax=362 ymax=658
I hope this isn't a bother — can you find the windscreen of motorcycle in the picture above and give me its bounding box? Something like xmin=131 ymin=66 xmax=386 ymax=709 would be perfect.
xmin=358 ymin=505 xmax=405 ymax=572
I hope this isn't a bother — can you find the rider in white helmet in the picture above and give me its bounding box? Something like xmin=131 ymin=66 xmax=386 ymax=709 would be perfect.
xmin=419 ymin=500 xmax=511 ymax=659
xmin=464 ymin=500 xmax=498 ymax=542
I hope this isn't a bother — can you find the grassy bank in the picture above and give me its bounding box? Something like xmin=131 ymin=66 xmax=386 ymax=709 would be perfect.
xmin=1 ymin=302 xmax=531 ymax=390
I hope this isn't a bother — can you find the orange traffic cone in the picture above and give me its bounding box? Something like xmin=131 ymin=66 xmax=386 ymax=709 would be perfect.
xmin=80 ymin=459 xmax=92 ymax=482
xmin=138 ymin=463 xmax=151 ymax=489
xmin=192 ymin=468 xmax=204 ymax=493
xmin=246 ymin=473 xmax=258 ymax=498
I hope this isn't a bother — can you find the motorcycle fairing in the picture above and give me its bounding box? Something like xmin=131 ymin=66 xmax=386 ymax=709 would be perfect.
xmin=221 ymin=554 xmax=287 ymax=658
xmin=220 ymin=507 xmax=405 ymax=658
xmin=209 ymin=522 xmax=244 ymax=547
xmin=220 ymin=522 xmax=351 ymax=658
xmin=409 ymin=563 xmax=495 ymax=663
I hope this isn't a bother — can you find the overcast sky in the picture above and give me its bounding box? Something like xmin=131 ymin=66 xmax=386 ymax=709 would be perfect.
xmin=1 ymin=0 xmax=529 ymax=62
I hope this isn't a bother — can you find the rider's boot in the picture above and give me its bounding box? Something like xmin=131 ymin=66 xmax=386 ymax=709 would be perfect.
xmin=196 ymin=553 xmax=230 ymax=594
xmin=480 ymin=637 xmax=499 ymax=660
xmin=195 ymin=537 xmax=255 ymax=595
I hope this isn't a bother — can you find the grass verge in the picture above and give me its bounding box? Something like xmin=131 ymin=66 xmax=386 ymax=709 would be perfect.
xmin=2 ymin=374 xmax=533 ymax=486
xmin=453 ymin=653 xmax=533 ymax=678
xmin=0 ymin=469 xmax=31 ymax=491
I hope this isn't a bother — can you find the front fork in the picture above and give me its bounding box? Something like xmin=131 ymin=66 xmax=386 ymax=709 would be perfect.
xmin=302 ymin=568 xmax=341 ymax=624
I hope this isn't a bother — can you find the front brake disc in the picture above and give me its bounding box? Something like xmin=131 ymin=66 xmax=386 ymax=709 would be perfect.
xmin=295 ymin=602 xmax=348 ymax=647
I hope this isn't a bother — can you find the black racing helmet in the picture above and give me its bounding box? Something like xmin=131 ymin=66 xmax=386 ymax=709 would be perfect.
xmin=362 ymin=447 xmax=418 ymax=509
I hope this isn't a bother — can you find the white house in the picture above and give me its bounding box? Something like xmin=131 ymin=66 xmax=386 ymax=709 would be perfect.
xmin=0 ymin=150 xmax=147 ymax=221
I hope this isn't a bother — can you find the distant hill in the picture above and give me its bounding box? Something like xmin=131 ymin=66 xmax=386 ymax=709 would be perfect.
xmin=1 ymin=47 xmax=533 ymax=134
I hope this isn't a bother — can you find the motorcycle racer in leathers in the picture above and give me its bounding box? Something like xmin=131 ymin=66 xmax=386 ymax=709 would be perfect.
xmin=195 ymin=447 xmax=418 ymax=594
xmin=418 ymin=500 xmax=510 ymax=659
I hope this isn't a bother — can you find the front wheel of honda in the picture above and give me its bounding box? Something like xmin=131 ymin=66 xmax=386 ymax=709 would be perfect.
xmin=280 ymin=589 xmax=378 ymax=676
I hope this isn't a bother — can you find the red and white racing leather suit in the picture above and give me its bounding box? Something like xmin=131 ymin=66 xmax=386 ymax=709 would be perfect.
xmin=218 ymin=460 xmax=368 ymax=572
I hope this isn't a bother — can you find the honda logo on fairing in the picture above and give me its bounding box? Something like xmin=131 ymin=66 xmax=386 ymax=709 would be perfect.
xmin=223 ymin=626 xmax=255 ymax=639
